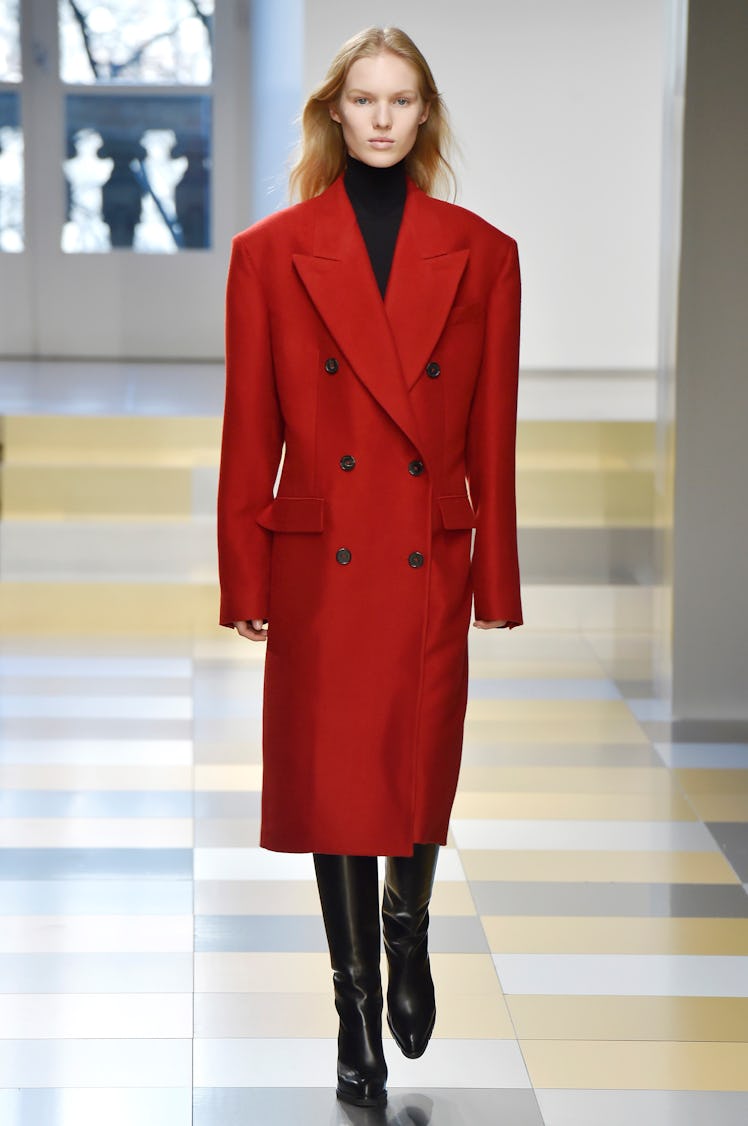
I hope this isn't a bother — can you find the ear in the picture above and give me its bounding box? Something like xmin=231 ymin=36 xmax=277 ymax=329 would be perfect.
xmin=329 ymin=103 xmax=342 ymax=124
xmin=418 ymin=101 xmax=431 ymax=126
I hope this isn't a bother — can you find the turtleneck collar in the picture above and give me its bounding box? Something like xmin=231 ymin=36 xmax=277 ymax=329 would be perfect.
xmin=343 ymin=154 xmax=407 ymax=217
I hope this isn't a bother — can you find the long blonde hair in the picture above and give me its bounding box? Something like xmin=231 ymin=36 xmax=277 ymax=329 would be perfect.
xmin=289 ymin=27 xmax=456 ymax=202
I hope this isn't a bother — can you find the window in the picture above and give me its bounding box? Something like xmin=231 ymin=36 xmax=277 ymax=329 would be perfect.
xmin=59 ymin=0 xmax=214 ymax=253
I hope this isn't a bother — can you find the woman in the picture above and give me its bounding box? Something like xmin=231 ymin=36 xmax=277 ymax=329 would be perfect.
xmin=217 ymin=26 xmax=522 ymax=1108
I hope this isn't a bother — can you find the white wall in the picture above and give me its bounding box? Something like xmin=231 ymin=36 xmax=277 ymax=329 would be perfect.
xmin=303 ymin=0 xmax=667 ymax=370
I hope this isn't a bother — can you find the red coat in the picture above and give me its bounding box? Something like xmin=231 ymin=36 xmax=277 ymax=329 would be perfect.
xmin=217 ymin=173 xmax=522 ymax=856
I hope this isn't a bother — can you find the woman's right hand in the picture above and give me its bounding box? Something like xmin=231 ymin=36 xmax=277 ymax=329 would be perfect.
xmin=233 ymin=619 xmax=268 ymax=641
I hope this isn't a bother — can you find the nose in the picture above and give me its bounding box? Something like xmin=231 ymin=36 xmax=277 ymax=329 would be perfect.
xmin=373 ymin=99 xmax=392 ymax=130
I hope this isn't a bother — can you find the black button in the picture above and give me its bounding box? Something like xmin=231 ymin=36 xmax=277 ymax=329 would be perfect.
xmin=408 ymin=459 xmax=424 ymax=477
xmin=339 ymin=454 xmax=356 ymax=471
xmin=408 ymin=551 xmax=424 ymax=568
xmin=336 ymin=547 xmax=352 ymax=565
xmin=425 ymin=361 xmax=441 ymax=379
xmin=324 ymin=357 xmax=339 ymax=374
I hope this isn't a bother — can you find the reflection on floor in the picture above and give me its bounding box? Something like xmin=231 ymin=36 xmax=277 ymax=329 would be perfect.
xmin=0 ymin=365 xmax=746 ymax=1125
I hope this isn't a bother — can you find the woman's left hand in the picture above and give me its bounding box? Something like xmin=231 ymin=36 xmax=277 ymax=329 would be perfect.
xmin=473 ymin=620 xmax=507 ymax=629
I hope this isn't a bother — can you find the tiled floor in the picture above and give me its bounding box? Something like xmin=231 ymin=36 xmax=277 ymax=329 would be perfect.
xmin=1 ymin=365 xmax=747 ymax=1124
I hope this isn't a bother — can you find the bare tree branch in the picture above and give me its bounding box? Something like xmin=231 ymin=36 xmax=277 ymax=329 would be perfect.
xmin=186 ymin=0 xmax=213 ymax=51
xmin=110 ymin=25 xmax=181 ymax=79
xmin=67 ymin=0 xmax=101 ymax=81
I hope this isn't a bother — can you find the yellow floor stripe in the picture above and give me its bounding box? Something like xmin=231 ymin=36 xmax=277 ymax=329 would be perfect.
xmin=458 ymin=850 xmax=738 ymax=884
xmin=482 ymin=916 xmax=748 ymax=954
xmin=451 ymin=791 xmax=696 ymax=821
xmin=521 ymin=1039 xmax=748 ymax=1090
xmin=457 ymin=766 xmax=674 ymax=795
xmin=508 ymin=995 xmax=748 ymax=1042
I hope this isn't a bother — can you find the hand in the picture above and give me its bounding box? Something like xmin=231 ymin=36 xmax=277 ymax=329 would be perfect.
xmin=473 ymin=619 xmax=507 ymax=629
xmin=234 ymin=619 xmax=268 ymax=641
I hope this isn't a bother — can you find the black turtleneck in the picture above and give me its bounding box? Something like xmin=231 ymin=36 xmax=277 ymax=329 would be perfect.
xmin=343 ymin=155 xmax=407 ymax=298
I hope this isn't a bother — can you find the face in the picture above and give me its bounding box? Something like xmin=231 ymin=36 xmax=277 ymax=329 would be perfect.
xmin=329 ymin=51 xmax=430 ymax=167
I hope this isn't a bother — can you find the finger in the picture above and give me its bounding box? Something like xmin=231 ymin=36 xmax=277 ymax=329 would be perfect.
xmin=234 ymin=620 xmax=267 ymax=641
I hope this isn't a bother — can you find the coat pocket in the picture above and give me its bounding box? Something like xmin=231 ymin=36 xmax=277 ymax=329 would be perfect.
xmin=437 ymin=494 xmax=477 ymax=530
xmin=255 ymin=496 xmax=325 ymax=532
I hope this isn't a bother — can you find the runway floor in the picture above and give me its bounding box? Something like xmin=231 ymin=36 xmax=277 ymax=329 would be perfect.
xmin=0 ymin=362 xmax=746 ymax=1124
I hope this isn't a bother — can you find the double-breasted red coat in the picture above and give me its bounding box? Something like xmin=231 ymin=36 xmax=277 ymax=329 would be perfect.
xmin=217 ymin=172 xmax=522 ymax=856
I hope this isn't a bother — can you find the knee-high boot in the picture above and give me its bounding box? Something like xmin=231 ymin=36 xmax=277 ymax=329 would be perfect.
xmin=382 ymin=843 xmax=440 ymax=1058
xmin=313 ymin=853 xmax=388 ymax=1108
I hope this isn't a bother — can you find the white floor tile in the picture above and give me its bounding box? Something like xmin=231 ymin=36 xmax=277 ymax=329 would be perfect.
xmin=655 ymin=743 xmax=748 ymax=768
xmin=494 ymin=953 xmax=748 ymax=997
xmin=0 ymin=739 xmax=193 ymax=765
xmin=0 ymin=695 xmax=192 ymax=719
xmin=0 ymin=1039 xmax=192 ymax=1088
xmin=0 ymin=916 xmax=194 ymax=954
xmin=0 ymin=818 xmax=193 ymax=847
xmin=0 ymin=993 xmax=193 ymax=1038
xmin=0 ymin=1088 xmax=193 ymax=1126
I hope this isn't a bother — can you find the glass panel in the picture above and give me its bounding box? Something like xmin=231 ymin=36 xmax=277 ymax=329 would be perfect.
xmin=59 ymin=0 xmax=214 ymax=85
xmin=0 ymin=91 xmax=23 ymax=251
xmin=63 ymin=93 xmax=211 ymax=252
xmin=0 ymin=0 xmax=21 ymax=82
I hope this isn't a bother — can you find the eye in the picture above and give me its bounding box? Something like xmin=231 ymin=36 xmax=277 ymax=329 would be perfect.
xmin=395 ymin=97 xmax=411 ymax=107
xmin=353 ymin=96 xmax=369 ymax=105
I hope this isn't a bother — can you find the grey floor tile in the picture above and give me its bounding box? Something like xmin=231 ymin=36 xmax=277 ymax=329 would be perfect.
xmin=518 ymin=526 xmax=656 ymax=586
xmin=195 ymin=913 xmax=328 ymax=952
xmin=706 ymin=823 xmax=748 ymax=881
xmin=468 ymin=880 xmax=748 ymax=917
xmin=0 ymin=716 xmax=192 ymax=739
xmin=194 ymin=791 xmax=261 ymax=817
xmin=194 ymin=1087 xmax=544 ymax=1126
xmin=0 ymin=847 xmax=193 ymax=879
xmin=468 ymin=677 xmax=621 ymax=700
xmin=194 ymin=741 xmax=262 ymax=764
xmin=642 ymin=719 xmax=748 ymax=743
xmin=194 ymin=817 xmax=261 ymax=847
xmin=0 ymin=789 xmax=193 ymax=817
xmin=194 ymin=915 xmax=489 ymax=954
xmin=537 ymin=1089 xmax=748 ymax=1126
xmin=0 ymin=879 xmax=193 ymax=915
xmin=0 ymin=953 xmax=193 ymax=992
xmin=461 ymin=743 xmax=662 ymax=767
xmin=615 ymin=679 xmax=661 ymax=699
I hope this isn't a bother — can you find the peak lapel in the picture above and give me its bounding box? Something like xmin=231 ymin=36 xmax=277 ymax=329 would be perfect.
xmin=292 ymin=178 xmax=424 ymax=454
xmin=385 ymin=182 xmax=470 ymax=390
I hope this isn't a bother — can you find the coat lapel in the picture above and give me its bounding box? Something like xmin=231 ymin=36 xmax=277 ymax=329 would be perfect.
xmin=385 ymin=182 xmax=469 ymax=390
xmin=293 ymin=177 xmax=423 ymax=453
xmin=293 ymin=176 xmax=469 ymax=453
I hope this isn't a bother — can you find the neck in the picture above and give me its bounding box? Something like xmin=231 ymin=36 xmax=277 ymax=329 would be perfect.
xmin=343 ymin=154 xmax=407 ymax=216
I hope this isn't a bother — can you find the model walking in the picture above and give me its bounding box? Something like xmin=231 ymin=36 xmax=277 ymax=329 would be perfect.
xmin=217 ymin=26 xmax=522 ymax=1108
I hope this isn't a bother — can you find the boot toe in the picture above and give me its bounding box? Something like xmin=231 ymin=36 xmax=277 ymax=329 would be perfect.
xmin=387 ymin=1003 xmax=436 ymax=1059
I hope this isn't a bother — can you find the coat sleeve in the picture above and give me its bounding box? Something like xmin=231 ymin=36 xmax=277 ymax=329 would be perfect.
xmin=217 ymin=235 xmax=284 ymax=628
xmin=465 ymin=237 xmax=523 ymax=628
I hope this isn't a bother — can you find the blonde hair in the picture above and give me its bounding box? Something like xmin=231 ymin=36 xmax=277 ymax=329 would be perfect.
xmin=289 ymin=26 xmax=456 ymax=202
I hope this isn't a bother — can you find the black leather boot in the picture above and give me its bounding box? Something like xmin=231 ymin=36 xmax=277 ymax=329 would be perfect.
xmin=382 ymin=843 xmax=439 ymax=1058
xmin=313 ymin=853 xmax=388 ymax=1108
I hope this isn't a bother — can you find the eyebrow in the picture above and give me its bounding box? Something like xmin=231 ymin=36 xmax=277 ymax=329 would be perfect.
xmin=346 ymin=88 xmax=419 ymax=97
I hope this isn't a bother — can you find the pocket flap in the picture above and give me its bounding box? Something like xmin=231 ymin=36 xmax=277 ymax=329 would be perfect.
xmin=438 ymin=494 xmax=477 ymax=530
xmin=256 ymin=496 xmax=325 ymax=532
